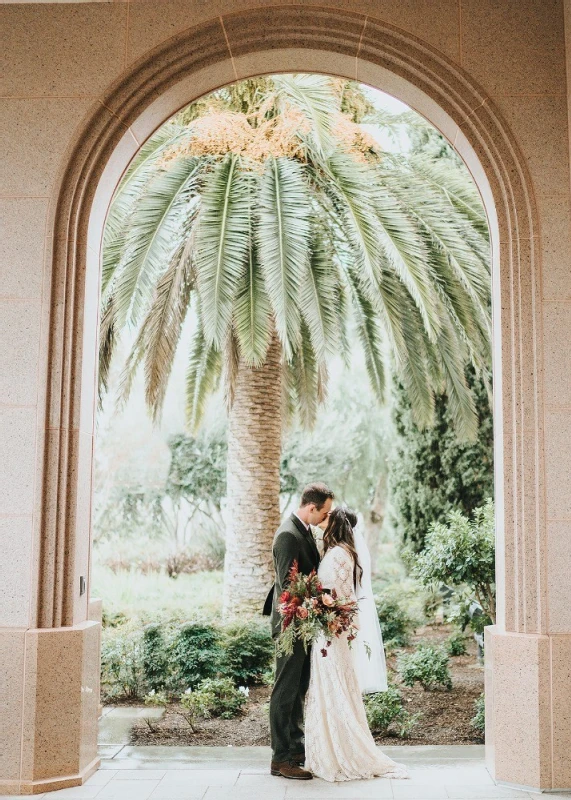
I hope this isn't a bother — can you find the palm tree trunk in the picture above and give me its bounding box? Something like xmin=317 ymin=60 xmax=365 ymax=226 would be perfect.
xmin=222 ymin=334 xmax=282 ymax=618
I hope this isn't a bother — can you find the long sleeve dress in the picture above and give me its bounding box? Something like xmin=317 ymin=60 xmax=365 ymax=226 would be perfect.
xmin=304 ymin=545 xmax=408 ymax=782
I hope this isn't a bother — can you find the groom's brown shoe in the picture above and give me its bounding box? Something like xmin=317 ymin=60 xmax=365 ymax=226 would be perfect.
xmin=270 ymin=760 xmax=313 ymax=779
xmin=291 ymin=752 xmax=306 ymax=767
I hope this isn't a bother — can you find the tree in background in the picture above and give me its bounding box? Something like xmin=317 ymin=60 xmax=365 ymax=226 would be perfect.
xmin=388 ymin=368 xmax=493 ymax=553
xmin=99 ymin=75 xmax=491 ymax=613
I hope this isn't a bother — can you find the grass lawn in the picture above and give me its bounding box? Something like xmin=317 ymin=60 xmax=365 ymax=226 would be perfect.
xmin=92 ymin=563 xmax=223 ymax=623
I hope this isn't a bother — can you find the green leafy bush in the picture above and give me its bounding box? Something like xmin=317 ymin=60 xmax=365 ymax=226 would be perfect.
xmin=389 ymin=372 xmax=494 ymax=554
xmin=411 ymin=500 xmax=496 ymax=623
xmin=446 ymin=630 xmax=468 ymax=656
xmin=471 ymin=693 xmax=485 ymax=734
xmin=364 ymin=685 xmax=421 ymax=738
xmin=189 ymin=678 xmax=248 ymax=719
xmin=142 ymin=624 xmax=169 ymax=691
xmin=169 ymin=623 xmax=223 ymax=691
xmin=376 ymin=594 xmax=415 ymax=648
xmin=101 ymin=626 xmax=145 ymax=700
xmin=397 ymin=644 xmax=452 ymax=690
xmin=221 ymin=621 xmax=274 ymax=684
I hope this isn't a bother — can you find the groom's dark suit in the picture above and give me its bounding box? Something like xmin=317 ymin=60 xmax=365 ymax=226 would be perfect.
xmin=265 ymin=513 xmax=321 ymax=764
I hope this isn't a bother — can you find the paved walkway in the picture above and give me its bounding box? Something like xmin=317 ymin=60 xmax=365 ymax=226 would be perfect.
xmin=16 ymin=745 xmax=571 ymax=799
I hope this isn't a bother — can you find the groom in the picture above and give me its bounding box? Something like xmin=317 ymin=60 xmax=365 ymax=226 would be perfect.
xmin=263 ymin=482 xmax=334 ymax=780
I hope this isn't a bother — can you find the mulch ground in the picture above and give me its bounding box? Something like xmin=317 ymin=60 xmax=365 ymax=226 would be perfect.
xmin=129 ymin=624 xmax=484 ymax=747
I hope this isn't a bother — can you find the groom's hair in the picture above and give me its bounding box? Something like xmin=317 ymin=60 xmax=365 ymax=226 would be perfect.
xmin=300 ymin=482 xmax=334 ymax=509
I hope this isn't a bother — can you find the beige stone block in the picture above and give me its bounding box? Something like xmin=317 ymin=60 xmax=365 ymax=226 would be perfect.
xmin=0 ymin=98 xmax=94 ymax=196
xmin=0 ymin=515 xmax=33 ymax=627
xmin=544 ymin=410 xmax=571 ymax=519
xmin=0 ymin=198 xmax=48 ymax=299
xmin=546 ymin=523 xmax=571 ymax=633
xmin=0 ymin=300 xmax=42 ymax=406
xmin=0 ymin=629 xmax=25 ymax=782
xmin=233 ymin=49 xmax=358 ymax=85
xmin=538 ymin=193 xmax=571 ymax=301
xmin=331 ymin=0 xmax=461 ymax=61
xmin=1 ymin=4 xmax=127 ymax=98
xmin=487 ymin=630 xmax=551 ymax=788
xmin=543 ymin=303 xmax=571 ymax=408
xmin=551 ymin=634 xmax=571 ymax=787
xmin=493 ymin=94 xmax=570 ymax=197
xmin=126 ymin=0 xmax=282 ymax=65
xmin=21 ymin=623 xmax=100 ymax=784
xmin=461 ymin=0 xmax=566 ymax=96
xmin=0 ymin=406 xmax=37 ymax=515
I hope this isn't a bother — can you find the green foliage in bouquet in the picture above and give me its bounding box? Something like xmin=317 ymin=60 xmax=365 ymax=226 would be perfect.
xmin=276 ymin=561 xmax=359 ymax=657
xmin=397 ymin=644 xmax=452 ymax=691
xmin=364 ymin=685 xmax=421 ymax=738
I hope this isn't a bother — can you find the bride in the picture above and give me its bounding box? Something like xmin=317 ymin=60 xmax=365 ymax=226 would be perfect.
xmin=305 ymin=506 xmax=408 ymax=782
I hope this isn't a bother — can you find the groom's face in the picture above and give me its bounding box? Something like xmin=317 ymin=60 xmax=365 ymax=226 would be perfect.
xmin=307 ymin=497 xmax=333 ymax=526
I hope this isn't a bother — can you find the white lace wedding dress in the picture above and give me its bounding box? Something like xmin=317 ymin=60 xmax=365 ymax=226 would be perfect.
xmin=305 ymin=545 xmax=408 ymax=782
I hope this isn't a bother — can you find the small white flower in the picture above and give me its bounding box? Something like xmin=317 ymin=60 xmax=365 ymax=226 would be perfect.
xmin=184 ymin=687 xmax=192 ymax=695
xmin=148 ymin=689 xmax=155 ymax=696
xmin=238 ymin=686 xmax=249 ymax=696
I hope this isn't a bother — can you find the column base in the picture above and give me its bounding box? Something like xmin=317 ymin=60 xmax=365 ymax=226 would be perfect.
xmin=485 ymin=627 xmax=571 ymax=790
xmin=0 ymin=622 xmax=101 ymax=795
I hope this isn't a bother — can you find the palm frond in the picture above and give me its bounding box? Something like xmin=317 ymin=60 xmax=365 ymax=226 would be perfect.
xmin=102 ymin=124 xmax=188 ymax=294
xmin=256 ymin=157 xmax=311 ymax=360
xmin=299 ymin=229 xmax=339 ymax=361
xmin=323 ymin=153 xmax=382 ymax=295
xmin=233 ymin=242 xmax=272 ymax=366
xmin=352 ymin=281 xmax=386 ymax=402
xmin=97 ymin=294 xmax=117 ymax=406
xmin=185 ymin=324 xmax=222 ymax=431
xmin=113 ymin=156 xmax=202 ymax=327
xmin=273 ymin=73 xmax=337 ymax=157
xmin=194 ymin=155 xmax=254 ymax=348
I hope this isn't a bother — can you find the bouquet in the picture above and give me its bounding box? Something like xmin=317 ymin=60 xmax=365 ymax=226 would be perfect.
xmin=276 ymin=560 xmax=360 ymax=657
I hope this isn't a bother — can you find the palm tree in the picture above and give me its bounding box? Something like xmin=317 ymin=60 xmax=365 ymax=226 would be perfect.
xmin=99 ymin=75 xmax=491 ymax=615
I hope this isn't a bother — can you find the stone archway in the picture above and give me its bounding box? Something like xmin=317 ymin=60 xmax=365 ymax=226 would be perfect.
xmin=11 ymin=4 xmax=561 ymax=794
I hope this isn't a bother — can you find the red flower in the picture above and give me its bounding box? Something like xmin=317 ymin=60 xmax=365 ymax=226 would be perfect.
xmin=279 ymin=591 xmax=291 ymax=603
xmin=320 ymin=648 xmax=328 ymax=657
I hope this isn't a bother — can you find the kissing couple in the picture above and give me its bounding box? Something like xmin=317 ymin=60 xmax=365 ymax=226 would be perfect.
xmin=263 ymin=482 xmax=409 ymax=782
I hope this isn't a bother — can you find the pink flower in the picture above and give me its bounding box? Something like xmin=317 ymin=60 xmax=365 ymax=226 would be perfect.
xmin=296 ymin=606 xmax=309 ymax=619
xmin=321 ymin=593 xmax=334 ymax=607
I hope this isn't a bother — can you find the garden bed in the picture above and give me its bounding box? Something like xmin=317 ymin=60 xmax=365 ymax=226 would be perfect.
xmin=128 ymin=624 xmax=484 ymax=747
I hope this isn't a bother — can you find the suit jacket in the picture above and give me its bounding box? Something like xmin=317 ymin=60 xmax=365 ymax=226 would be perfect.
xmin=263 ymin=513 xmax=321 ymax=638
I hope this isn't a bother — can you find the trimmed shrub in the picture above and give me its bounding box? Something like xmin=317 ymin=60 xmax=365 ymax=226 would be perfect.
xmin=142 ymin=623 xmax=169 ymax=691
xmin=221 ymin=621 xmax=274 ymax=684
xmin=101 ymin=626 xmax=145 ymax=700
xmin=376 ymin=594 xmax=415 ymax=648
xmin=397 ymin=644 xmax=452 ymax=690
xmin=471 ymin=693 xmax=485 ymax=734
xmin=364 ymin=685 xmax=421 ymax=738
xmin=169 ymin=622 xmax=223 ymax=691
xmin=446 ymin=630 xmax=468 ymax=656
xmin=190 ymin=677 xmax=248 ymax=719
